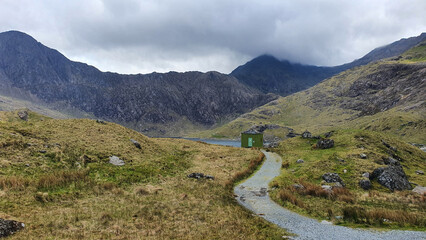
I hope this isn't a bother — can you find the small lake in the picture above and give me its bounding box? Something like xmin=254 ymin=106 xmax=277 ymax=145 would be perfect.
xmin=184 ymin=138 xmax=241 ymax=148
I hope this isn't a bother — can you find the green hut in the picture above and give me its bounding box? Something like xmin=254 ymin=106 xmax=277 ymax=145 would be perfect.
xmin=241 ymin=129 xmax=263 ymax=148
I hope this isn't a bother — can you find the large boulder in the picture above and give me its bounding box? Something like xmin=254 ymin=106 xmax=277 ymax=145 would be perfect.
xmin=0 ymin=218 xmax=25 ymax=238
xmin=370 ymin=165 xmax=412 ymax=191
xmin=322 ymin=173 xmax=345 ymax=186
xmin=317 ymin=138 xmax=334 ymax=149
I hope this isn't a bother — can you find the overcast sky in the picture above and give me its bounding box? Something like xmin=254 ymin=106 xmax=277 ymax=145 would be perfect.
xmin=1 ymin=0 xmax=425 ymax=74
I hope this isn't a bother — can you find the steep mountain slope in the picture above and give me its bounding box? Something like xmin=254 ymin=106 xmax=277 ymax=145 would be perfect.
xmin=0 ymin=110 xmax=286 ymax=239
xmin=231 ymin=33 xmax=426 ymax=96
xmin=206 ymin=42 xmax=426 ymax=144
xmin=0 ymin=31 xmax=276 ymax=136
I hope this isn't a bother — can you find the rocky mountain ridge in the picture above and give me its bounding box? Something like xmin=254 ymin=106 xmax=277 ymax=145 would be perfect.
xmin=231 ymin=33 xmax=426 ymax=96
xmin=0 ymin=31 xmax=276 ymax=136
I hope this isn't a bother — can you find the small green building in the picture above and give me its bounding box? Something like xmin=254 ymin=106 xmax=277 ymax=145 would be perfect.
xmin=241 ymin=130 xmax=263 ymax=148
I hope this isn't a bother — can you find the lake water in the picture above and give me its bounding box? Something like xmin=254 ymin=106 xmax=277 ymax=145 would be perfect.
xmin=184 ymin=138 xmax=241 ymax=148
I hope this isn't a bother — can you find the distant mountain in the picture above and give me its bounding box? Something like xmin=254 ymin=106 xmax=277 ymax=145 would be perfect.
xmin=0 ymin=31 xmax=276 ymax=136
xmin=207 ymin=42 xmax=426 ymax=143
xmin=231 ymin=33 xmax=426 ymax=96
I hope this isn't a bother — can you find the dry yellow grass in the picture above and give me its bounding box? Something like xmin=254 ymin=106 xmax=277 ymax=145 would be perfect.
xmin=0 ymin=110 xmax=287 ymax=239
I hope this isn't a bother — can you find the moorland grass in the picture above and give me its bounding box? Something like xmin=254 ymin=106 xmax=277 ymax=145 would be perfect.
xmin=0 ymin=110 xmax=287 ymax=239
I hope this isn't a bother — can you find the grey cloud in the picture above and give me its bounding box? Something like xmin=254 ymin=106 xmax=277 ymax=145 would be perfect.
xmin=0 ymin=0 xmax=425 ymax=73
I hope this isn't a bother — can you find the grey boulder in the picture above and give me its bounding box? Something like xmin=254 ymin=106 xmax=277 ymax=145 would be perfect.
xmin=109 ymin=156 xmax=125 ymax=166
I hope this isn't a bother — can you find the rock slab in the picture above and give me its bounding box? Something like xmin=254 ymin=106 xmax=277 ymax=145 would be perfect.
xmin=109 ymin=156 xmax=125 ymax=166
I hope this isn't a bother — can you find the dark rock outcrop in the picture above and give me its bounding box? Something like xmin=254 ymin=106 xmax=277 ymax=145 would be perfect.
xmin=317 ymin=138 xmax=334 ymax=149
xmin=130 ymin=139 xmax=141 ymax=149
xmin=370 ymin=165 xmax=412 ymax=191
xmin=322 ymin=173 xmax=345 ymax=186
xmin=0 ymin=218 xmax=25 ymax=238
xmin=187 ymin=173 xmax=214 ymax=180
xmin=231 ymin=33 xmax=426 ymax=96
xmin=302 ymin=131 xmax=312 ymax=139
xmin=359 ymin=179 xmax=372 ymax=190
xmin=17 ymin=111 xmax=28 ymax=121
xmin=383 ymin=157 xmax=400 ymax=166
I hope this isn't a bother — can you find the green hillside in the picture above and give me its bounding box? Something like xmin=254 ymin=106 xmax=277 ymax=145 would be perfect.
xmin=200 ymin=43 xmax=426 ymax=144
xmin=0 ymin=110 xmax=286 ymax=239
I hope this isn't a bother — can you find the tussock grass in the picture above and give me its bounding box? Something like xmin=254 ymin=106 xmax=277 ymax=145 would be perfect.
xmin=37 ymin=170 xmax=89 ymax=190
xmin=0 ymin=176 xmax=30 ymax=191
xmin=278 ymin=189 xmax=305 ymax=208
xmin=0 ymin=110 xmax=287 ymax=239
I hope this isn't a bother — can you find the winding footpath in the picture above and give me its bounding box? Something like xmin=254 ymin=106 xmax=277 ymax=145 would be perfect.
xmin=234 ymin=150 xmax=426 ymax=240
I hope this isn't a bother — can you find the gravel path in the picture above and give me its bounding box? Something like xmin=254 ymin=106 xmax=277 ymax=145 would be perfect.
xmin=234 ymin=150 xmax=426 ymax=240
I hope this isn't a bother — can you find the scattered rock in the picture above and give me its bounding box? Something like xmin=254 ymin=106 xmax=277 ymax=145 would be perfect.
xmin=382 ymin=140 xmax=397 ymax=152
xmin=264 ymin=142 xmax=279 ymax=148
xmin=321 ymin=220 xmax=333 ymax=225
xmin=25 ymin=164 xmax=30 ymax=167
xmin=109 ymin=156 xmax=125 ymax=166
xmin=292 ymin=184 xmax=305 ymax=190
xmin=324 ymin=131 xmax=334 ymax=138
xmin=0 ymin=218 xmax=25 ymax=238
xmin=362 ymin=172 xmax=370 ymax=178
xmin=383 ymin=157 xmax=400 ymax=166
xmin=17 ymin=111 xmax=28 ymax=121
xmin=335 ymin=216 xmax=343 ymax=220
xmin=302 ymin=131 xmax=312 ymax=139
xmin=415 ymin=170 xmax=424 ymax=175
xmin=317 ymin=138 xmax=334 ymax=149
xmin=205 ymin=175 xmax=215 ymax=180
xmin=412 ymin=186 xmax=426 ymax=195
xmin=370 ymin=165 xmax=412 ymax=191
xmin=322 ymin=173 xmax=345 ymax=186
xmin=359 ymin=179 xmax=372 ymax=190
xmin=130 ymin=139 xmax=141 ymax=149
xmin=338 ymin=158 xmax=345 ymax=163
xmin=296 ymin=159 xmax=304 ymax=164
xmin=187 ymin=173 xmax=215 ymax=180
xmin=188 ymin=172 xmax=204 ymax=179
xmin=360 ymin=153 xmax=367 ymax=159
xmin=96 ymin=119 xmax=106 ymax=124
xmin=343 ymin=169 xmax=347 ymax=173
xmin=286 ymin=132 xmax=297 ymax=138
xmin=321 ymin=185 xmax=333 ymax=192
xmin=39 ymin=150 xmax=47 ymax=154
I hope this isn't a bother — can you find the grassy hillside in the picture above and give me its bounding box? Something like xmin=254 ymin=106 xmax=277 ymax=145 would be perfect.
xmin=199 ymin=43 xmax=426 ymax=144
xmin=269 ymin=129 xmax=426 ymax=230
xmin=0 ymin=110 xmax=287 ymax=239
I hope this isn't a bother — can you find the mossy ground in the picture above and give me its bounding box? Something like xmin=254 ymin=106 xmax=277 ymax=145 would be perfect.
xmin=0 ymin=110 xmax=287 ymax=239
xmin=269 ymin=129 xmax=426 ymax=230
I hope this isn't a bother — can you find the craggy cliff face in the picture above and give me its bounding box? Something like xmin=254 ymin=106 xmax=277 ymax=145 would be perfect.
xmin=0 ymin=31 xmax=276 ymax=135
